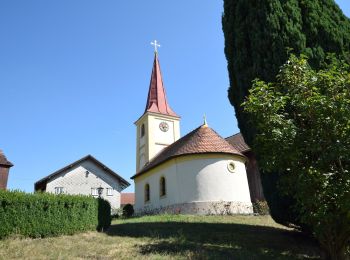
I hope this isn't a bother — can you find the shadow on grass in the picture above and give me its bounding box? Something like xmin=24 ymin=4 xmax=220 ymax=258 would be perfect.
xmin=106 ymin=221 xmax=321 ymax=259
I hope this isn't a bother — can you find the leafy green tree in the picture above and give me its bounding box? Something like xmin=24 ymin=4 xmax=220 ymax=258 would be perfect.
xmin=222 ymin=0 xmax=350 ymax=227
xmin=243 ymin=54 xmax=350 ymax=259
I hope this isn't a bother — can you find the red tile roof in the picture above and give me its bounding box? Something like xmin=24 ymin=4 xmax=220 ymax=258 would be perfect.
xmin=121 ymin=193 xmax=135 ymax=205
xmin=0 ymin=150 xmax=13 ymax=167
xmin=131 ymin=124 xmax=245 ymax=179
xmin=144 ymin=53 xmax=179 ymax=117
xmin=225 ymin=133 xmax=251 ymax=153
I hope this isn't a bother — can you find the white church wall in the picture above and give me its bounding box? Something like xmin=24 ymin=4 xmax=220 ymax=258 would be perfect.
xmin=136 ymin=117 xmax=149 ymax=171
xmin=176 ymin=155 xmax=251 ymax=203
xmin=46 ymin=160 xmax=121 ymax=209
xmin=134 ymin=154 xmax=253 ymax=215
xmin=139 ymin=132 xmax=146 ymax=147
xmin=134 ymin=162 xmax=179 ymax=211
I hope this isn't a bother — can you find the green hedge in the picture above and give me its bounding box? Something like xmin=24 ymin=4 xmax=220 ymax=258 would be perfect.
xmin=0 ymin=190 xmax=111 ymax=239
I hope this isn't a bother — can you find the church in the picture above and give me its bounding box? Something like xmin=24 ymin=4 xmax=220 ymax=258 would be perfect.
xmin=131 ymin=47 xmax=253 ymax=215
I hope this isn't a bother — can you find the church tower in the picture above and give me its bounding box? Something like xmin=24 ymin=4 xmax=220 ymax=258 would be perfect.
xmin=135 ymin=48 xmax=180 ymax=172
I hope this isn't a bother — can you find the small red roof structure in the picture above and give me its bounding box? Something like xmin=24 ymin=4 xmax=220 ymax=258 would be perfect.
xmin=0 ymin=150 xmax=13 ymax=190
xmin=0 ymin=150 xmax=13 ymax=167
xmin=144 ymin=53 xmax=179 ymax=117
xmin=120 ymin=193 xmax=135 ymax=206
xmin=131 ymin=124 xmax=245 ymax=179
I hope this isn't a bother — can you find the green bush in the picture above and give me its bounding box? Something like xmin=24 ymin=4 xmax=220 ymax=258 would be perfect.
xmin=222 ymin=0 xmax=350 ymax=230
xmin=0 ymin=190 xmax=111 ymax=239
xmin=111 ymin=208 xmax=123 ymax=219
xmin=122 ymin=204 xmax=134 ymax=218
xmin=252 ymin=200 xmax=270 ymax=215
xmin=97 ymin=197 xmax=111 ymax=231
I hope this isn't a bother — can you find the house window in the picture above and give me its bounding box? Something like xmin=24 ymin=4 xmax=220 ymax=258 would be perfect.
xmin=141 ymin=124 xmax=145 ymax=137
xmin=145 ymin=183 xmax=150 ymax=202
xmin=106 ymin=188 xmax=113 ymax=196
xmin=160 ymin=177 xmax=166 ymax=197
xmin=55 ymin=187 xmax=64 ymax=195
xmin=91 ymin=188 xmax=98 ymax=196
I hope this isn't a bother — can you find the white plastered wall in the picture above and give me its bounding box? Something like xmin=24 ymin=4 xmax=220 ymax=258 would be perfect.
xmin=134 ymin=154 xmax=252 ymax=214
xmin=46 ymin=160 xmax=122 ymax=209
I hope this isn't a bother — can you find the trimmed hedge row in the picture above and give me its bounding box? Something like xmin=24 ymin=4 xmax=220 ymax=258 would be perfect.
xmin=0 ymin=190 xmax=111 ymax=238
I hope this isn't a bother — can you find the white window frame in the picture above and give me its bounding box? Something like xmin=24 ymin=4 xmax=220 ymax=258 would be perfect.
xmin=91 ymin=188 xmax=98 ymax=196
xmin=55 ymin=187 xmax=64 ymax=195
xmin=106 ymin=188 xmax=113 ymax=196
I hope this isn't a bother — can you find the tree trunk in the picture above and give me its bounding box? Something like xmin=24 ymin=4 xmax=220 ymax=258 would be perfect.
xmin=323 ymin=243 xmax=348 ymax=260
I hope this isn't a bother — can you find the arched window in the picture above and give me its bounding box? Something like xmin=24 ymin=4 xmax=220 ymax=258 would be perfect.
xmin=160 ymin=177 xmax=166 ymax=197
xmin=145 ymin=183 xmax=150 ymax=202
xmin=141 ymin=124 xmax=145 ymax=137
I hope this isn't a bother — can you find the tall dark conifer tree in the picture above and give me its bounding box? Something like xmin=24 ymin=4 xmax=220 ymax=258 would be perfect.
xmin=222 ymin=0 xmax=350 ymax=227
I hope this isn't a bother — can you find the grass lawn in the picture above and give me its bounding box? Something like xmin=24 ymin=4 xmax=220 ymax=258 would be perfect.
xmin=0 ymin=215 xmax=322 ymax=259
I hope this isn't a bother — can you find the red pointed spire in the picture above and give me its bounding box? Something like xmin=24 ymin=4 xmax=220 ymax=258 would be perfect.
xmin=144 ymin=53 xmax=179 ymax=117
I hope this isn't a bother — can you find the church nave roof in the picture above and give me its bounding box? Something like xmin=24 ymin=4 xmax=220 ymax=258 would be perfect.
xmin=132 ymin=124 xmax=244 ymax=179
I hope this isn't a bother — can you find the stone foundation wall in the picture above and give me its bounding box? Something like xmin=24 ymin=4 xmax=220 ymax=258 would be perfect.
xmin=136 ymin=201 xmax=253 ymax=216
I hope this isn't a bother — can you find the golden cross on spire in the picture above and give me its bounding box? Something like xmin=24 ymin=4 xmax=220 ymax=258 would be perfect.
xmin=151 ymin=40 xmax=161 ymax=53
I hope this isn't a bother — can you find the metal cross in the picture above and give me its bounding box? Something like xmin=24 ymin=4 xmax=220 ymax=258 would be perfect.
xmin=151 ymin=40 xmax=161 ymax=53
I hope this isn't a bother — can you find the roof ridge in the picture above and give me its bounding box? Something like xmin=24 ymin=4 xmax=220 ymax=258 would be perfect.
xmin=35 ymin=155 xmax=130 ymax=190
xmin=211 ymin=128 xmax=243 ymax=150
xmin=225 ymin=132 xmax=242 ymax=139
xmin=225 ymin=133 xmax=251 ymax=153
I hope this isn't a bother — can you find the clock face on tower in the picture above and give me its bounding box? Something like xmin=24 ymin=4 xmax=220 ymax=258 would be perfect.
xmin=159 ymin=121 xmax=169 ymax=132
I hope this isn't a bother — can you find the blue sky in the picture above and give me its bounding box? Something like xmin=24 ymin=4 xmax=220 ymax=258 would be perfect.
xmin=1 ymin=1 xmax=349 ymax=192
